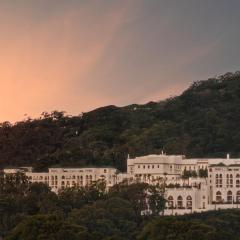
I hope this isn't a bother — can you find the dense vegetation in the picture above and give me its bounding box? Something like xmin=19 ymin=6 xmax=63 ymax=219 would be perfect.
xmin=1 ymin=174 xmax=240 ymax=239
xmin=1 ymin=71 xmax=240 ymax=171
xmin=0 ymin=173 xmax=165 ymax=239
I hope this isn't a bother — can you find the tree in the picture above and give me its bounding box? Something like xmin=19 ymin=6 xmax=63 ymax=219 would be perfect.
xmin=147 ymin=185 xmax=166 ymax=216
xmin=138 ymin=218 xmax=219 ymax=240
xmin=199 ymin=168 xmax=208 ymax=178
xmin=5 ymin=215 xmax=87 ymax=240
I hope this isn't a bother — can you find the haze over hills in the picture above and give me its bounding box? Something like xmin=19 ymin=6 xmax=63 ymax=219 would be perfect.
xmin=1 ymin=71 xmax=240 ymax=171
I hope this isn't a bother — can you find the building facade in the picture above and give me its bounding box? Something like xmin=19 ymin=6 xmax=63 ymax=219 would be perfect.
xmin=4 ymin=167 xmax=117 ymax=193
xmin=4 ymin=153 xmax=240 ymax=215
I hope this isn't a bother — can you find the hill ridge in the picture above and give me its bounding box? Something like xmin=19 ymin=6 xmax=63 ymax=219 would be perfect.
xmin=1 ymin=71 xmax=240 ymax=170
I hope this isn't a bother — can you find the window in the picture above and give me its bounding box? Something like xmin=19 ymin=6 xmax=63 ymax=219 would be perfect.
xmin=177 ymin=196 xmax=183 ymax=208
xmin=186 ymin=196 xmax=192 ymax=209
xmin=227 ymin=190 xmax=233 ymax=202
xmin=152 ymin=165 xmax=154 ymax=169
xmin=237 ymin=191 xmax=240 ymax=202
xmin=230 ymin=174 xmax=233 ymax=187
xmin=216 ymin=191 xmax=222 ymax=202
xmin=227 ymin=174 xmax=233 ymax=188
xmin=236 ymin=179 xmax=240 ymax=188
xmin=216 ymin=174 xmax=222 ymax=187
xmin=138 ymin=165 xmax=140 ymax=168
xmin=215 ymin=174 xmax=218 ymax=187
xmin=168 ymin=196 xmax=174 ymax=208
xmin=219 ymin=174 xmax=223 ymax=187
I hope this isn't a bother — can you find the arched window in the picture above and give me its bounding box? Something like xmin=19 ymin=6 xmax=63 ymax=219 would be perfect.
xmin=227 ymin=190 xmax=233 ymax=202
xmin=236 ymin=191 xmax=240 ymax=202
xmin=236 ymin=174 xmax=240 ymax=178
xmin=216 ymin=191 xmax=222 ymax=202
xmin=61 ymin=181 xmax=65 ymax=185
xmin=177 ymin=196 xmax=183 ymax=208
xmin=72 ymin=175 xmax=76 ymax=179
xmin=62 ymin=176 xmax=65 ymax=179
xmin=186 ymin=196 xmax=192 ymax=209
xmin=168 ymin=196 xmax=174 ymax=208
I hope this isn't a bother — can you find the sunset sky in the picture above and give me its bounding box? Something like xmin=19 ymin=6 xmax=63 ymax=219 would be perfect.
xmin=0 ymin=0 xmax=240 ymax=122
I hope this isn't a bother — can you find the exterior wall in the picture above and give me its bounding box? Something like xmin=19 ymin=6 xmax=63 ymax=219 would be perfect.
xmin=126 ymin=154 xmax=240 ymax=215
xmin=4 ymin=167 xmax=33 ymax=174
xmin=25 ymin=167 xmax=118 ymax=193
xmin=208 ymin=165 xmax=240 ymax=204
xmin=5 ymin=154 xmax=240 ymax=216
xmin=128 ymin=154 xmax=184 ymax=184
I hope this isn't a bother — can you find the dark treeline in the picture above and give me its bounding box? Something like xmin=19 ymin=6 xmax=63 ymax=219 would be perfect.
xmin=1 ymin=174 xmax=240 ymax=239
xmin=1 ymin=72 xmax=240 ymax=171
xmin=0 ymin=173 xmax=165 ymax=239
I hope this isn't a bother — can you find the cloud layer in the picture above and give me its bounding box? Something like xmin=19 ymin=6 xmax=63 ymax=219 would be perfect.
xmin=0 ymin=0 xmax=240 ymax=122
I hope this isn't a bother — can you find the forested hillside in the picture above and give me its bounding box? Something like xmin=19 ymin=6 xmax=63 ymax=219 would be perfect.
xmin=1 ymin=71 xmax=240 ymax=170
xmin=1 ymin=174 xmax=240 ymax=240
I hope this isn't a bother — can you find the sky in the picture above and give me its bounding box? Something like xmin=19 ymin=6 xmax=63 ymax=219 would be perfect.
xmin=0 ymin=0 xmax=240 ymax=122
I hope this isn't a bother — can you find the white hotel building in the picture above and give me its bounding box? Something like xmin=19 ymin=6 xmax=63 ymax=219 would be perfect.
xmin=4 ymin=154 xmax=240 ymax=215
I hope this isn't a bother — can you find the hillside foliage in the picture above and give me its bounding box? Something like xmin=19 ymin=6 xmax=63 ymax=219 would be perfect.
xmin=1 ymin=175 xmax=240 ymax=239
xmin=1 ymin=72 xmax=240 ymax=170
